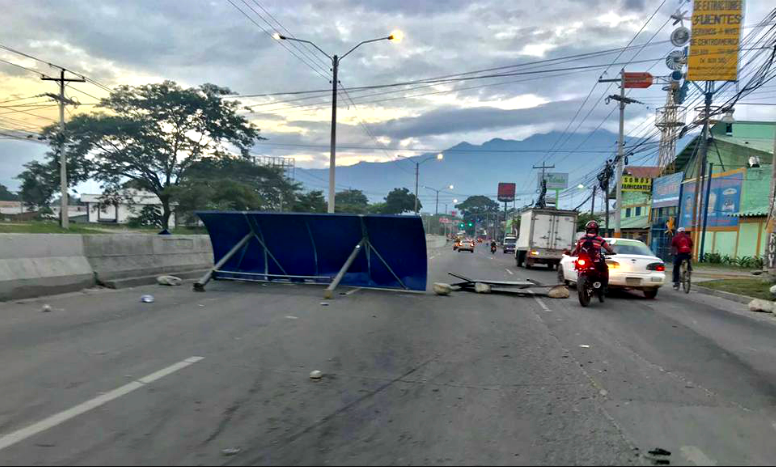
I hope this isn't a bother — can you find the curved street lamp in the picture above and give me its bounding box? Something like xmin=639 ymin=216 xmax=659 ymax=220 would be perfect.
xmin=277 ymin=32 xmax=403 ymax=213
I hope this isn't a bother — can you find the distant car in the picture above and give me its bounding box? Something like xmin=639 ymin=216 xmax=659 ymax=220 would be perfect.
xmin=458 ymin=239 xmax=475 ymax=253
xmin=453 ymin=239 xmax=461 ymax=251
xmin=558 ymin=238 xmax=666 ymax=299
xmin=503 ymin=236 xmax=517 ymax=254
xmin=477 ymin=238 xmax=483 ymax=243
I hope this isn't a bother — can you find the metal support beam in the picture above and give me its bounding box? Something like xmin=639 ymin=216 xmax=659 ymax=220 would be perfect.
xmin=324 ymin=238 xmax=367 ymax=299
xmin=194 ymin=232 xmax=253 ymax=291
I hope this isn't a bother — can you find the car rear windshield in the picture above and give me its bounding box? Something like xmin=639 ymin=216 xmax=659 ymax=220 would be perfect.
xmin=612 ymin=241 xmax=654 ymax=256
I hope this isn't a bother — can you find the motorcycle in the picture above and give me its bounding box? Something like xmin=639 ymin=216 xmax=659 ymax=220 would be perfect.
xmin=574 ymin=254 xmax=614 ymax=307
xmin=490 ymin=244 xmax=497 ymax=254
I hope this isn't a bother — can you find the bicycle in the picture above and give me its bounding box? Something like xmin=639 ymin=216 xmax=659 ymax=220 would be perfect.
xmin=679 ymin=258 xmax=691 ymax=294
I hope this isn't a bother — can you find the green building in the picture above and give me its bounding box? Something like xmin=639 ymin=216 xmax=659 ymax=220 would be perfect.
xmin=670 ymin=120 xmax=774 ymax=260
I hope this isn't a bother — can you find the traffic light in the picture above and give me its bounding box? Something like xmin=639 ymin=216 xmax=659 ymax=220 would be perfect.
xmin=459 ymin=223 xmax=465 ymax=228
xmin=468 ymin=222 xmax=473 ymax=227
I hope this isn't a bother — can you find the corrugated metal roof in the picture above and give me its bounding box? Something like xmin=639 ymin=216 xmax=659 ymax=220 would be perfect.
xmin=729 ymin=207 xmax=769 ymax=218
xmin=714 ymin=135 xmax=774 ymax=154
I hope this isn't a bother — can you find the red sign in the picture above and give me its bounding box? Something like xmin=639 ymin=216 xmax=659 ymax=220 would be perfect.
xmin=439 ymin=217 xmax=450 ymax=224
xmin=623 ymin=72 xmax=654 ymax=89
xmin=498 ymin=183 xmax=516 ymax=202
xmin=451 ymin=210 xmax=457 ymax=217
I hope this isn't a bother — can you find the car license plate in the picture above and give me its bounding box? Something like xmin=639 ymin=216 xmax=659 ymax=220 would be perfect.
xmin=626 ymin=277 xmax=641 ymax=286
xmin=651 ymin=277 xmax=662 ymax=283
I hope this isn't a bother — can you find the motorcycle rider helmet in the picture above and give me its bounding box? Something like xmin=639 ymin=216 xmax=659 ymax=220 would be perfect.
xmin=585 ymin=220 xmax=600 ymax=235
xmin=677 ymin=227 xmax=685 ymax=233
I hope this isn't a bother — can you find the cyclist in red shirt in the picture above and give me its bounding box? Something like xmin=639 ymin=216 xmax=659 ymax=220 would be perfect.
xmin=671 ymin=227 xmax=694 ymax=289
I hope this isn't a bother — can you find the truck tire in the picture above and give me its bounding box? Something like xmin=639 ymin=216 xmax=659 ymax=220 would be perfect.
xmin=525 ymin=258 xmax=533 ymax=269
xmin=516 ymin=251 xmax=524 ymax=267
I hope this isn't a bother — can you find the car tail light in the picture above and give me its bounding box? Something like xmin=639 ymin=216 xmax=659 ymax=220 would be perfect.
xmin=606 ymin=261 xmax=620 ymax=269
xmin=647 ymin=262 xmax=665 ymax=272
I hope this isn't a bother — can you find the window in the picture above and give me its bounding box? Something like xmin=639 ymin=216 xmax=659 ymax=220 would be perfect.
xmin=626 ymin=208 xmax=632 ymax=218
xmin=636 ymin=207 xmax=642 ymax=216
xmin=725 ymin=123 xmax=733 ymax=135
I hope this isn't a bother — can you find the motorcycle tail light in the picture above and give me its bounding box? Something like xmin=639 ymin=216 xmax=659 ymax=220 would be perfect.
xmin=577 ymin=259 xmax=586 ymax=267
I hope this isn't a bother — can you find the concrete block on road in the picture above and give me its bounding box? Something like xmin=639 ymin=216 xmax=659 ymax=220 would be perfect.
xmin=474 ymin=282 xmax=492 ymax=293
xmin=748 ymin=299 xmax=774 ymax=313
xmin=433 ymin=283 xmax=453 ymax=296
xmin=548 ymin=286 xmax=571 ymax=299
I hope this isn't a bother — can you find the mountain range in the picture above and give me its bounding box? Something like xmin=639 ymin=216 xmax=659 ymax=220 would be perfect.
xmin=295 ymin=129 xmax=651 ymax=210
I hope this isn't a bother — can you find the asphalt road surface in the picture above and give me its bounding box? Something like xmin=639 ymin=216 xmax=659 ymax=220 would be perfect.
xmin=0 ymin=241 xmax=775 ymax=465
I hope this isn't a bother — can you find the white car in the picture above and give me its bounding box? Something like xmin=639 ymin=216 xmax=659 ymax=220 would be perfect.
xmin=558 ymin=238 xmax=666 ymax=299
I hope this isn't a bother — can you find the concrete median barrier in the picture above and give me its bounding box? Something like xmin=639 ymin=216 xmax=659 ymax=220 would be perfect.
xmin=0 ymin=234 xmax=95 ymax=301
xmin=0 ymin=234 xmax=214 ymax=301
xmin=83 ymin=235 xmax=212 ymax=287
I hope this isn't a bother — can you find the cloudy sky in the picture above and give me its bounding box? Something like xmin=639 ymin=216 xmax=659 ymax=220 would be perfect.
xmin=0 ymin=0 xmax=774 ymax=192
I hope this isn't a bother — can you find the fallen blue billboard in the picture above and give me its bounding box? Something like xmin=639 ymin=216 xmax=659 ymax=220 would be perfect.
xmin=194 ymin=212 xmax=428 ymax=295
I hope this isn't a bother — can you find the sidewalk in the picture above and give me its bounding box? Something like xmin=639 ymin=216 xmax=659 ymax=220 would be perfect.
xmin=666 ymin=264 xmax=758 ymax=283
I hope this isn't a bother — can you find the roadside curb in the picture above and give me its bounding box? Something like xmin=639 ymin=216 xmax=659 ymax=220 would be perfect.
xmin=693 ymin=284 xmax=758 ymax=305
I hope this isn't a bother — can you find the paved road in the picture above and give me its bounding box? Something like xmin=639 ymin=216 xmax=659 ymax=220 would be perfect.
xmin=0 ymin=242 xmax=774 ymax=465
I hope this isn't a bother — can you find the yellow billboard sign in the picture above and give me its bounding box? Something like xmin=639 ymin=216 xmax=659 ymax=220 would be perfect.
xmin=687 ymin=0 xmax=744 ymax=82
xmin=622 ymin=176 xmax=653 ymax=192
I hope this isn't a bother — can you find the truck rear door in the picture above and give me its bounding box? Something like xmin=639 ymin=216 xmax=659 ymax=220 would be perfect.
xmin=531 ymin=213 xmax=553 ymax=250
xmin=551 ymin=213 xmax=577 ymax=251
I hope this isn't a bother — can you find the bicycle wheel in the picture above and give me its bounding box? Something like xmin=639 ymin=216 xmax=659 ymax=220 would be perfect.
xmin=682 ymin=262 xmax=691 ymax=294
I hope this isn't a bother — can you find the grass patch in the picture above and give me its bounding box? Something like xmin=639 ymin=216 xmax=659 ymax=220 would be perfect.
xmin=0 ymin=222 xmax=106 ymax=234
xmin=700 ymin=278 xmax=774 ymax=300
xmin=0 ymin=221 xmax=207 ymax=235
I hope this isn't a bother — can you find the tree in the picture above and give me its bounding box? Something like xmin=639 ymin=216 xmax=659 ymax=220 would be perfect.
xmin=15 ymin=132 xmax=93 ymax=210
xmin=57 ymin=81 xmax=261 ymax=230
xmin=293 ymin=190 xmax=327 ymax=213
xmin=335 ymin=189 xmax=369 ymax=214
xmin=383 ymin=187 xmax=421 ymax=214
xmin=455 ymin=195 xmax=500 ymax=216
xmin=128 ymin=205 xmax=165 ymax=229
xmin=0 ymin=183 xmax=17 ymax=201
xmin=170 ymin=157 xmax=299 ymax=223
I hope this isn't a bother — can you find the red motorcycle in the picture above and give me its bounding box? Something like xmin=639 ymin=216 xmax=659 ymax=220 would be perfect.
xmin=574 ymin=254 xmax=614 ymax=307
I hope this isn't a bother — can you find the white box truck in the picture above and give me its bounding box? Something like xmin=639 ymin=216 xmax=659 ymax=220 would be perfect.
xmin=515 ymin=208 xmax=578 ymax=270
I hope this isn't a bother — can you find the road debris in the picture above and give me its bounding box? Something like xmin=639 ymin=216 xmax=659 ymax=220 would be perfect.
xmin=433 ymin=283 xmax=453 ymax=296
xmin=140 ymin=295 xmax=155 ymax=303
xmin=285 ymin=316 xmax=299 ymax=320
xmin=157 ymin=275 xmax=183 ymax=286
xmin=221 ymin=448 xmax=242 ymax=457
xmin=474 ymin=282 xmax=492 ymax=294
xmin=579 ymin=345 xmax=591 ymax=348
xmin=310 ymin=370 xmax=323 ymax=381
xmin=547 ymin=286 xmax=570 ymax=299
xmin=648 ymin=448 xmax=671 ymax=457
xmin=748 ymin=299 xmax=773 ymax=313
xmin=446 ymin=273 xmax=569 ymax=298
xmin=320 ymin=302 xmax=329 ymax=307
xmin=41 ymin=304 xmax=52 ymax=313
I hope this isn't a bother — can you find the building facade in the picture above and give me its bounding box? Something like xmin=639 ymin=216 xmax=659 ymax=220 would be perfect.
xmin=81 ymin=191 xmax=176 ymax=227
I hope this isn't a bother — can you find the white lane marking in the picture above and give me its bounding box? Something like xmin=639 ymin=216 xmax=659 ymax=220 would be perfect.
xmin=345 ymin=288 xmax=362 ymax=296
xmin=533 ymin=296 xmax=551 ymax=312
xmin=0 ymin=356 xmax=204 ymax=452
xmin=285 ymin=315 xmax=299 ymax=320
xmin=505 ymin=268 xmax=514 ymax=275
xmin=680 ymin=446 xmax=717 ymax=466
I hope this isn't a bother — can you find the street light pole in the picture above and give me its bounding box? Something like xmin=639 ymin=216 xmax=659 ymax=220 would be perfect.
xmin=329 ymin=55 xmax=339 ymax=213
xmin=277 ymin=32 xmax=401 ymax=213
xmin=425 ymin=184 xmax=454 ymax=216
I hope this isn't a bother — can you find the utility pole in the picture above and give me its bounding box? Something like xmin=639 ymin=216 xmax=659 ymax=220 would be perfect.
xmin=42 ymin=69 xmax=84 ymax=229
xmin=600 ymin=70 xmax=642 ymax=237
xmin=690 ymin=82 xmax=715 ymax=257
xmin=533 ymin=163 xmax=555 ymax=198
xmin=414 ymin=162 xmax=420 ymax=214
xmin=328 ymin=56 xmax=339 ymax=214
xmin=591 ymin=186 xmax=597 ymax=216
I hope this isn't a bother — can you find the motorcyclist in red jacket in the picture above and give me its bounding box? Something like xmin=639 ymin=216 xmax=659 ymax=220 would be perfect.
xmin=572 ymin=221 xmax=616 ymax=290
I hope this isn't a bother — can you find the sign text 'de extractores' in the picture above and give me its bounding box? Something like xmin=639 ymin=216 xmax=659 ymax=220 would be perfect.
xmin=687 ymin=0 xmax=744 ymax=81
